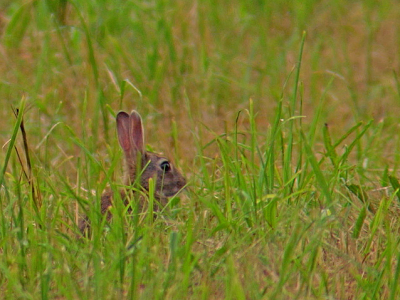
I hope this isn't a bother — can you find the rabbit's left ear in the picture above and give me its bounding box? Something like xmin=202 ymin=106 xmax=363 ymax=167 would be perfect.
xmin=129 ymin=110 xmax=145 ymax=154
xmin=116 ymin=111 xmax=131 ymax=153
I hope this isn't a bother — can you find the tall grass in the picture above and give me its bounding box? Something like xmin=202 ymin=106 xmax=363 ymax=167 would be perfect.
xmin=1 ymin=0 xmax=400 ymax=299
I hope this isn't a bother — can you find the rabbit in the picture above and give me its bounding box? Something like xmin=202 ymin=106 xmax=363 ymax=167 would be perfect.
xmin=78 ymin=110 xmax=186 ymax=235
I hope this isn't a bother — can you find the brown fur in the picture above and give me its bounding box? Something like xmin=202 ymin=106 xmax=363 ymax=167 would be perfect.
xmin=78 ymin=110 xmax=186 ymax=236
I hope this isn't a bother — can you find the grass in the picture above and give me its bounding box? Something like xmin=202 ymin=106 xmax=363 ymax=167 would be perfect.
xmin=1 ymin=0 xmax=400 ymax=299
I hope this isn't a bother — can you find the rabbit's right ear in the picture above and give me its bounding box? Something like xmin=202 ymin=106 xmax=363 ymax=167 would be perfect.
xmin=129 ymin=110 xmax=145 ymax=154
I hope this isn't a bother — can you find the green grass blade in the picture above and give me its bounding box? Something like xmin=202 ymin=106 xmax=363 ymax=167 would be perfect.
xmin=301 ymin=131 xmax=333 ymax=208
xmin=352 ymin=206 xmax=367 ymax=239
xmin=388 ymin=175 xmax=400 ymax=203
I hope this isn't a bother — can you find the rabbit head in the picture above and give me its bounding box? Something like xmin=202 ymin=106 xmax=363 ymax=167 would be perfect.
xmin=116 ymin=110 xmax=186 ymax=202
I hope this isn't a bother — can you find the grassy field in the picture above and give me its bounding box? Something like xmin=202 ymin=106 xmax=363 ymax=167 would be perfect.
xmin=1 ymin=0 xmax=400 ymax=299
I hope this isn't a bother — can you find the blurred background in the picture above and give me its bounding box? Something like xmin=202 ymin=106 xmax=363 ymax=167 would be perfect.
xmin=1 ymin=1 xmax=399 ymax=167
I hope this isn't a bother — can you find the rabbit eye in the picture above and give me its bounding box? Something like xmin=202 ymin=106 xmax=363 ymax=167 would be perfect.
xmin=160 ymin=161 xmax=171 ymax=172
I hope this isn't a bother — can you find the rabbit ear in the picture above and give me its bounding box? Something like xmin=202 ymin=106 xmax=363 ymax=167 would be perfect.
xmin=116 ymin=111 xmax=131 ymax=153
xmin=129 ymin=110 xmax=145 ymax=154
